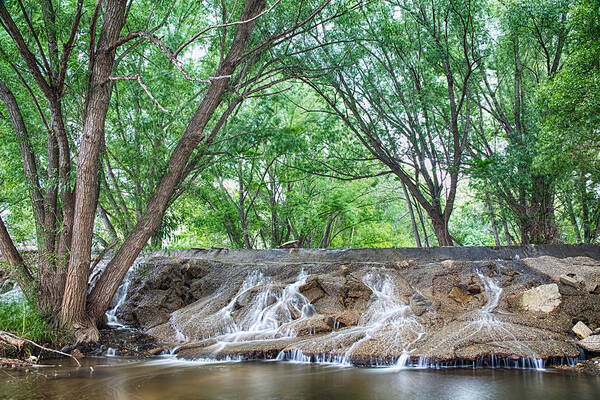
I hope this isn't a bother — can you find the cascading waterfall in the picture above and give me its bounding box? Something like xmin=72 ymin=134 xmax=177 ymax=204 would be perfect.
xmin=0 ymin=283 xmax=23 ymax=303
xmin=276 ymin=270 xmax=424 ymax=367
xmin=105 ymin=261 xmax=140 ymax=329
xmin=113 ymin=261 xmax=581 ymax=370
xmin=169 ymin=270 xmax=317 ymax=357
xmin=417 ymin=268 xmax=548 ymax=370
xmin=344 ymin=271 xmax=423 ymax=366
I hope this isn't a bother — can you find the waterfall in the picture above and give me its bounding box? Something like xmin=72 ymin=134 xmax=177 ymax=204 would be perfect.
xmin=420 ymin=268 xmax=546 ymax=370
xmin=170 ymin=270 xmax=316 ymax=356
xmin=476 ymin=269 xmax=502 ymax=314
xmin=343 ymin=271 xmax=424 ymax=366
xmin=276 ymin=270 xmax=424 ymax=367
xmin=0 ymin=283 xmax=23 ymax=303
xmin=163 ymin=265 xmax=574 ymax=370
xmin=105 ymin=264 xmax=137 ymax=328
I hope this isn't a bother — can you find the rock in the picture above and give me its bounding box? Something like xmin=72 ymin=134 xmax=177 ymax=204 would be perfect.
xmin=448 ymin=287 xmax=470 ymax=304
xmin=441 ymin=260 xmax=459 ymax=269
xmin=560 ymin=274 xmax=582 ymax=288
xmin=520 ymin=284 xmax=561 ymax=313
xmin=409 ymin=293 xmax=432 ymax=316
xmin=579 ymin=335 xmax=600 ymax=353
xmin=299 ymin=278 xmax=326 ymax=303
xmin=466 ymin=283 xmax=482 ymax=294
xmin=70 ymin=349 xmax=84 ymax=359
xmin=147 ymin=347 xmax=165 ymax=355
xmin=587 ymin=283 xmax=600 ymax=294
xmin=572 ymin=321 xmax=593 ymax=339
xmin=501 ymin=268 xmax=519 ymax=277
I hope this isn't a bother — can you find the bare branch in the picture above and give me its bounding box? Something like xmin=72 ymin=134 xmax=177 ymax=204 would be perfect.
xmin=109 ymin=75 xmax=171 ymax=113
xmin=173 ymin=0 xmax=282 ymax=57
xmin=0 ymin=331 xmax=80 ymax=367
xmin=113 ymin=31 xmax=232 ymax=83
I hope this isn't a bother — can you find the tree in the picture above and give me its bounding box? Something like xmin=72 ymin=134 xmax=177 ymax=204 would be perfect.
xmin=296 ymin=0 xmax=482 ymax=245
xmin=0 ymin=0 xmax=334 ymax=342
xmin=536 ymin=0 xmax=600 ymax=243
xmin=471 ymin=0 xmax=571 ymax=244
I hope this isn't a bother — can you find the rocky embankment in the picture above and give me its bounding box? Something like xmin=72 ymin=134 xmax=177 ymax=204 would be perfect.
xmin=111 ymin=245 xmax=600 ymax=368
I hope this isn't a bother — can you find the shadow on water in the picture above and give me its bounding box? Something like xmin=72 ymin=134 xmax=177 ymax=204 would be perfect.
xmin=1 ymin=358 xmax=599 ymax=400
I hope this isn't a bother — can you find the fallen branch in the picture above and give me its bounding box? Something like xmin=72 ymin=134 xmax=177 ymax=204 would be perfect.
xmin=0 ymin=331 xmax=81 ymax=367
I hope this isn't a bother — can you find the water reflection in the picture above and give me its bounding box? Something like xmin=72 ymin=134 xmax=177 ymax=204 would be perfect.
xmin=1 ymin=358 xmax=599 ymax=400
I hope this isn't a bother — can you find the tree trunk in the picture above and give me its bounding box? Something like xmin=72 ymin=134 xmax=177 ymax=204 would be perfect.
xmin=60 ymin=0 xmax=128 ymax=341
xmin=403 ymin=183 xmax=421 ymax=248
xmin=86 ymin=0 xmax=267 ymax=326
xmin=416 ymin=203 xmax=430 ymax=248
xmin=431 ymin=215 xmax=453 ymax=247
xmin=565 ymin=193 xmax=582 ymax=243
xmin=484 ymin=191 xmax=501 ymax=246
xmin=517 ymin=176 xmax=556 ymax=245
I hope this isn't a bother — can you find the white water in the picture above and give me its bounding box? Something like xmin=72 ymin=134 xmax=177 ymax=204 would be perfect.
xmin=106 ymin=264 xmax=137 ymax=328
xmin=476 ymin=270 xmax=502 ymax=314
xmin=422 ymin=268 xmax=546 ymax=370
xmin=170 ymin=270 xmax=317 ymax=355
xmin=118 ymin=265 xmax=570 ymax=370
xmin=344 ymin=272 xmax=423 ymax=366
xmin=277 ymin=271 xmax=424 ymax=367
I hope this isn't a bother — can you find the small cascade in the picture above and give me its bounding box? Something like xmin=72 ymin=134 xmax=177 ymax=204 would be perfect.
xmin=476 ymin=269 xmax=502 ymax=314
xmin=105 ymin=264 xmax=137 ymax=328
xmin=276 ymin=270 xmax=424 ymax=367
xmin=341 ymin=271 xmax=424 ymax=366
xmin=105 ymin=348 xmax=116 ymax=357
xmin=411 ymin=355 xmax=548 ymax=370
xmin=170 ymin=270 xmax=317 ymax=355
xmin=422 ymin=268 xmax=551 ymax=370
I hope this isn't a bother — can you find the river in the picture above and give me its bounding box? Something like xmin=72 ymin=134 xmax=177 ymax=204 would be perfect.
xmin=1 ymin=358 xmax=599 ymax=399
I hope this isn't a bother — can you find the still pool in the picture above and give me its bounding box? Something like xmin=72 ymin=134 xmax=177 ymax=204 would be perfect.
xmin=1 ymin=358 xmax=599 ymax=400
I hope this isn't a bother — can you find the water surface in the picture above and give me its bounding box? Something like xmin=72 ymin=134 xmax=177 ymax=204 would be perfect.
xmin=1 ymin=358 xmax=599 ymax=400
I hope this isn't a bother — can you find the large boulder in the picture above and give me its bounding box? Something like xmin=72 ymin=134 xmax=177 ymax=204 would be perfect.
xmin=579 ymin=335 xmax=600 ymax=353
xmin=520 ymin=283 xmax=561 ymax=313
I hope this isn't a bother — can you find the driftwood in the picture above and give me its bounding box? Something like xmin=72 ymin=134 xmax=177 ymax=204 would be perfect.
xmin=0 ymin=357 xmax=33 ymax=369
xmin=0 ymin=331 xmax=81 ymax=367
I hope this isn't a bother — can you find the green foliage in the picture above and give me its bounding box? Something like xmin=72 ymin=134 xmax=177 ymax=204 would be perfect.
xmin=0 ymin=298 xmax=57 ymax=345
xmin=0 ymin=0 xmax=598 ymax=255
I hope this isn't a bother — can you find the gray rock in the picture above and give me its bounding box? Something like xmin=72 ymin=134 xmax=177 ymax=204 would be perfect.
xmin=520 ymin=284 xmax=561 ymax=313
xmin=409 ymin=293 xmax=432 ymax=316
xmin=572 ymin=321 xmax=593 ymax=339
xmin=448 ymin=287 xmax=471 ymax=303
xmin=587 ymin=283 xmax=600 ymax=294
xmin=560 ymin=273 xmax=582 ymax=288
xmin=579 ymin=335 xmax=600 ymax=353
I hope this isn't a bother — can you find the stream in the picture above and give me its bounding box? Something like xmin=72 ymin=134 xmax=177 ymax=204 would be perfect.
xmin=1 ymin=358 xmax=599 ymax=400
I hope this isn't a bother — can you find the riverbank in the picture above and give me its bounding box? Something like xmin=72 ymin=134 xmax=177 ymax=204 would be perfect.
xmin=3 ymin=245 xmax=600 ymax=372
